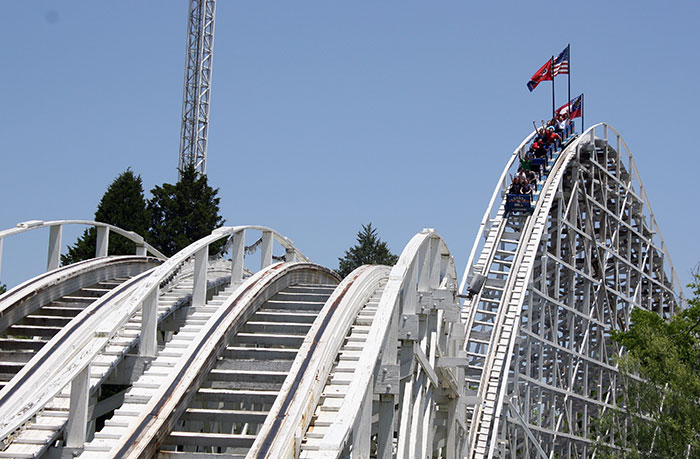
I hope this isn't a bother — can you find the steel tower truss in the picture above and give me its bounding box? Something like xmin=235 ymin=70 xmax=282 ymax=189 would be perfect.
xmin=462 ymin=124 xmax=684 ymax=458
xmin=178 ymin=0 xmax=216 ymax=178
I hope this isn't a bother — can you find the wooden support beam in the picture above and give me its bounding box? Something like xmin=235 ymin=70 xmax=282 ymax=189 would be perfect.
xmin=47 ymin=225 xmax=62 ymax=271
xmin=65 ymin=365 xmax=90 ymax=448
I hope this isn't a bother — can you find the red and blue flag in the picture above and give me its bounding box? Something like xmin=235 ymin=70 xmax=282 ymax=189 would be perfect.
xmin=527 ymin=59 xmax=552 ymax=92
xmin=557 ymin=94 xmax=583 ymax=119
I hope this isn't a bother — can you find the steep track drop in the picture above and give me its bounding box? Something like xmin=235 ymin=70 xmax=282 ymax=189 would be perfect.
xmin=460 ymin=124 xmax=684 ymax=458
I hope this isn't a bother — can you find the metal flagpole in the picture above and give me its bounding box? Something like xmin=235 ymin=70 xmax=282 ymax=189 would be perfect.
xmin=551 ymin=56 xmax=555 ymax=118
xmin=581 ymin=93 xmax=585 ymax=131
xmin=567 ymin=44 xmax=571 ymax=131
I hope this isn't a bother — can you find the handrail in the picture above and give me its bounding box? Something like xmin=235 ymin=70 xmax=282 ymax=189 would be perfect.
xmin=0 ymin=225 xmax=309 ymax=446
xmin=0 ymin=219 xmax=166 ymax=282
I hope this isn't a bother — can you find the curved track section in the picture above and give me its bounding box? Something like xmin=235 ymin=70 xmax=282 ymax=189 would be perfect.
xmin=83 ymin=262 xmax=339 ymax=458
xmin=256 ymin=228 xmax=467 ymax=458
xmin=0 ymin=226 xmax=309 ymax=459
xmin=461 ymin=124 xmax=683 ymax=458
xmin=0 ymin=256 xmax=162 ymax=391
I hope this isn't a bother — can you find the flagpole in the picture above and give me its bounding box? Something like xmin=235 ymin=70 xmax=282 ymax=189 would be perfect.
xmin=551 ymin=56 xmax=555 ymax=118
xmin=581 ymin=93 xmax=585 ymax=131
xmin=567 ymin=44 xmax=571 ymax=131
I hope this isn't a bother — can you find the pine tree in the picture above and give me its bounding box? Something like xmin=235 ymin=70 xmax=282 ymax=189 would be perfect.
xmin=0 ymin=284 xmax=6 ymax=295
xmin=62 ymin=169 xmax=150 ymax=265
xmin=148 ymin=163 xmax=224 ymax=257
xmin=337 ymin=223 xmax=399 ymax=278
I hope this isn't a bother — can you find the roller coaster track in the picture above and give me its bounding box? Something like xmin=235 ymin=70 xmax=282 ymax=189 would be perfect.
xmin=0 ymin=123 xmax=684 ymax=458
xmin=460 ymin=123 xmax=684 ymax=458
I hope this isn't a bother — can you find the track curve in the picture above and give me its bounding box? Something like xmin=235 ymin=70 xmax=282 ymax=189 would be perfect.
xmin=92 ymin=262 xmax=339 ymax=458
xmin=0 ymin=225 xmax=309 ymax=459
xmin=257 ymin=228 xmax=467 ymax=458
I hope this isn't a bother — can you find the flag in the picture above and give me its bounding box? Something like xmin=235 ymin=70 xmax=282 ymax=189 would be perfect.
xmin=552 ymin=45 xmax=569 ymax=77
xmin=527 ymin=59 xmax=552 ymax=92
xmin=557 ymin=94 xmax=583 ymax=119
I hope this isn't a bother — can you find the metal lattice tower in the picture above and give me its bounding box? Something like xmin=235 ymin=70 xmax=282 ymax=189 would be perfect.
xmin=178 ymin=0 xmax=216 ymax=179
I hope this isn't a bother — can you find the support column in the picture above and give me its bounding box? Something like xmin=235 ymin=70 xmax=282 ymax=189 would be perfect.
xmin=140 ymin=289 xmax=159 ymax=357
xmin=47 ymin=225 xmax=62 ymax=271
xmin=376 ymin=309 xmax=399 ymax=459
xmin=418 ymin=240 xmax=430 ymax=292
xmin=351 ymin=380 xmax=373 ymax=458
xmin=261 ymin=231 xmax=273 ymax=269
xmin=65 ymin=365 xmax=90 ymax=448
xmin=135 ymin=245 xmax=147 ymax=256
xmin=193 ymin=245 xmax=209 ymax=308
xmin=285 ymin=247 xmax=296 ymax=263
xmin=96 ymin=226 xmax=109 ymax=258
xmin=429 ymin=237 xmax=441 ymax=289
xmin=231 ymin=230 xmax=245 ymax=286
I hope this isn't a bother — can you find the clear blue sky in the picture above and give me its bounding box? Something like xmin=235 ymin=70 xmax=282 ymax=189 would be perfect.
xmin=1 ymin=1 xmax=698 ymax=293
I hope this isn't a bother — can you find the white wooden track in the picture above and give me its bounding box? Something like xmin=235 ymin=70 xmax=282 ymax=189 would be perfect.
xmin=460 ymin=123 xmax=684 ymax=458
xmin=0 ymin=123 xmax=685 ymax=458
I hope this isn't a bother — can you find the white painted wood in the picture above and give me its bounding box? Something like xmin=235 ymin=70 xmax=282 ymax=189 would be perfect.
xmin=192 ymin=245 xmax=208 ymax=308
xmin=139 ymin=288 xmax=159 ymax=357
xmin=261 ymin=230 xmax=273 ymax=269
xmin=292 ymin=230 xmax=462 ymax=458
xmin=0 ymin=220 xmax=165 ymax=260
xmin=96 ymin=226 xmax=109 ymax=258
xmin=462 ymin=124 xmax=684 ymax=458
xmin=65 ymin=365 xmax=90 ymax=447
xmin=231 ymin=229 xmax=245 ymax=285
xmin=0 ymin=226 xmax=310 ymax=448
xmin=46 ymin=224 xmax=62 ymax=272
xmin=106 ymin=264 xmax=339 ymax=458
xmin=251 ymin=265 xmax=388 ymax=459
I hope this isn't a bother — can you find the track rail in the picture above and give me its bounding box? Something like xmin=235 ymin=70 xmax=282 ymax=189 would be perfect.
xmin=461 ymin=124 xmax=684 ymax=458
xmin=0 ymin=256 xmax=161 ymax=390
xmin=97 ymin=262 xmax=339 ymax=458
xmin=257 ymin=229 xmax=467 ymax=458
xmin=0 ymin=225 xmax=309 ymax=458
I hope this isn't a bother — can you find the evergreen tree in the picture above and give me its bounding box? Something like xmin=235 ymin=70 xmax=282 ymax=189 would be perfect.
xmin=337 ymin=223 xmax=399 ymax=278
xmin=62 ymin=169 xmax=150 ymax=265
xmin=594 ymin=273 xmax=700 ymax=457
xmin=148 ymin=163 xmax=224 ymax=257
xmin=0 ymin=284 xmax=6 ymax=295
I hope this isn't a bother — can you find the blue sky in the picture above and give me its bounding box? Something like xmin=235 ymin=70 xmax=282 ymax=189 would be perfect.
xmin=1 ymin=1 xmax=698 ymax=293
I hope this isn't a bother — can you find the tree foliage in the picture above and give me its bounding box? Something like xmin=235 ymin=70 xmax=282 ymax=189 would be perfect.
xmin=148 ymin=163 xmax=224 ymax=257
xmin=595 ymin=274 xmax=700 ymax=458
xmin=0 ymin=284 xmax=6 ymax=295
xmin=62 ymin=169 xmax=150 ymax=265
xmin=337 ymin=223 xmax=398 ymax=278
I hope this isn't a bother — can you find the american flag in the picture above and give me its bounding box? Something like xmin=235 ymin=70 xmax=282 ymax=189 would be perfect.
xmin=552 ymin=45 xmax=569 ymax=77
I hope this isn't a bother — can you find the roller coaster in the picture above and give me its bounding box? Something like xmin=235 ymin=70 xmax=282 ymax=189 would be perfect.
xmin=0 ymin=123 xmax=684 ymax=458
